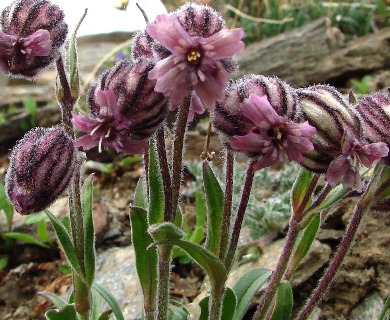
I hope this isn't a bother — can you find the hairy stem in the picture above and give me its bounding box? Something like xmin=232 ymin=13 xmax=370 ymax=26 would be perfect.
xmin=209 ymin=284 xmax=225 ymax=320
xmin=156 ymin=128 xmax=173 ymax=221
xmin=156 ymin=245 xmax=172 ymax=320
xmin=219 ymin=149 xmax=234 ymax=262
xmin=252 ymin=219 xmax=299 ymax=320
xmin=296 ymin=165 xmax=384 ymax=320
xmin=171 ymin=96 xmax=191 ymax=219
xmin=225 ymin=161 xmax=255 ymax=271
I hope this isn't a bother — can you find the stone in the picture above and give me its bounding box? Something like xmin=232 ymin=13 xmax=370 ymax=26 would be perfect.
xmin=350 ymin=292 xmax=384 ymax=320
xmin=95 ymin=246 xmax=143 ymax=319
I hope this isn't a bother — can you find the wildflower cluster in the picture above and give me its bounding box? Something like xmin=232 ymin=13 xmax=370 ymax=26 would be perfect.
xmin=1 ymin=0 xmax=390 ymax=320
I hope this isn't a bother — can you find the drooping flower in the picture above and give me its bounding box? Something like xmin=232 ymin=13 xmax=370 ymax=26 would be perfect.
xmin=146 ymin=3 xmax=244 ymax=118
xmin=228 ymin=94 xmax=316 ymax=171
xmin=326 ymin=130 xmax=388 ymax=191
xmin=296 ymin=85 xmax=362 ymax=173
xmin=0 ymin=0 xmax=68 ymax=78
xmin=72 ymin=58 xmax=168 ymax=154
xmin=213 ymin=75 xmax=300 ymax=139
xmin=354 ymin=92 xmax=390 ymax=164
xmin=5 ymin=127 xmax=77 ymax=215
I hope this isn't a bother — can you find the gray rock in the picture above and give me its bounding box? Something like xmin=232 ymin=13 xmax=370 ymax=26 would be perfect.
xmin=95 ymin=246 xmax=143 ymax=319
xmin=350 ymin=292 xmax=384 ymax=320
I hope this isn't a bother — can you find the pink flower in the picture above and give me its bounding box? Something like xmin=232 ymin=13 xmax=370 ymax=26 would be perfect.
xmin=146 ymin=12 xmax=244 ymax=116
xmin=72 ymin=89 xmax=148 ymax=154
xmin=326 ymin=130 xmax=388 ymax=191
xmin=229 ymin=94 xmax=316 ymax=171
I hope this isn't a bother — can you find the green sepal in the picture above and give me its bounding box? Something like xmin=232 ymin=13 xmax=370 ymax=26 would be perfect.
xmin=202 ymin=161 xmax=224 ymax=256
xmin=290 ymin=214 xmax=320 ymax=273
xmin=291 ymin=169 xmax=313 ymax=215
xmin=269 ymin=281 xmax=293 ymax=320
xmin=82 ymin=174 xmax=95 ymax=286
xmin=92 ymin=283 xmax=125 ymax=320
xmin=38 ymin=292 xmax=67 ymax=309
xmin=129 ymin=206 xmax=158 ymax=313
xmin=150 ymin=222 xmax=226 ymax=290
xmin=45 ymin=304 xmax=77 ymax=320
xmin=45 ymin=210 xmax=85 ymax=282
xmin=199 ymin=288 xmax=236 ymax=320
xmin=232 ymin=268 xmax=272 ymax=320
xmin=148 ymin=139 xmax=165 ymax=225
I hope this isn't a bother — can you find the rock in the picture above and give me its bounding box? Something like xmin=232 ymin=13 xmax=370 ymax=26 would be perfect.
xmin=95 ymin=246 xmax=143 ymax=319
xmin=350 ymin=292 xmax=384 ymax=320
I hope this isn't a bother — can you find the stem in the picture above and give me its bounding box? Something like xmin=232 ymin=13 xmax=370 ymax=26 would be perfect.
xmin=144 ymin=145 xmax=150 ymax=199
xmin=56 ymin=56 xmax=74 ymax=138
xmin=252 ymin=219 xmax=299 ymax=320
xmin=219 ymin=149 xmax=234 ymax=261
xmin=56 ymin=55 xmax=90 ymax=317
xmin=156 ymin=245 xmax=172 ymax=320
xmin=209 ymin=285 xmax=225 ymax=320
xmin=295 ymin=174 xmax=320 ymax=219
xmin=171 ymin=96 xmax=191 ymax=219
xmin=156 ymin=128 xmax=173 ymax=221
xmin=296 ymin=165 xmax=384 ymax=320
xmin=225 ymin=161 xmax=255 ymax=271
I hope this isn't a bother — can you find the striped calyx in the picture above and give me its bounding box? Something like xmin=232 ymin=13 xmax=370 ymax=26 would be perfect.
xmin=296 ymin=85 xmax=361 ymax=172
xmin=5 ymin=127 xmax=77 ymax=215
xmin=0 ymin=0 xmax=68 ymax=78
xmin=213 ymin=75 xmax=299 ymax=142
xmin=354 ymin=93 xmax=390 ymax=164
xmin=72 ymin=58 xmax=168 ymax=154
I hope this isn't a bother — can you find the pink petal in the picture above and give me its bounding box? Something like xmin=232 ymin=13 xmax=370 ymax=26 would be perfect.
xmin=326 ymin=156 xmax=349 ymax=186
xmin=0 ymin=32 xmax=16 ymax=55
xmin=146 ymin=14 xmax=194 ymax=55
xmin=75 ymin=135 xmax=98 ymax=150
xmin=230 ymin=132 xmax=269 ymax=152
xmin=22 ymin=29 xmax=51 ymax=57
xmin=241 ymin=94 xmax=279 ymax=127
xmin=359 ymin=142 xmax=389 ymax=167
xmin=201 ymin=28 xmax=245 ymax=59
xmin=120 ymin=139 xmax=148 ymax=154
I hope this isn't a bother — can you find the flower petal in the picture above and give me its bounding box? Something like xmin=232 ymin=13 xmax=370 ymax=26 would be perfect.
xmin=201 ymin=28 xmax=245 ymax=59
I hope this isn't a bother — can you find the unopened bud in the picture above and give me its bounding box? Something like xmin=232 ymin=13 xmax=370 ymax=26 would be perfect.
xmin=5 ymin=127 xmax=77 ymax=215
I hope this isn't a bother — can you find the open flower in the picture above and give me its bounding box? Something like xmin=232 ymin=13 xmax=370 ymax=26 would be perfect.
xmin=229 ymin=94 xmax=316 ymax=171
xmin=72 ymin=59 xmax=168 ymax=154
xmin=326 ymin=130 xmax=388 ymax=191
xmin=0 ymin=0 xmax=68 ymax=78
xmin=146 ymin=4 xmax=244 ymax=117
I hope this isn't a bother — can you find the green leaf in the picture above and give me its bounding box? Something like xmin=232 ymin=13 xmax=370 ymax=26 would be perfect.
xmin=195 ymin=189 xmax=206 ymax=226
xmin=129 ymin=206 xmax=158 ymax=313
xmin=0 ymin=181 xmax=14 ymax=231
xmin=373 ymin=165 xmax=390 ymax=202
xmin=150 ymin=222 xmax=226 ymax=290
xmin=291 ymin=169 xmax=313 ymax=214
xmin=307 ymin=184 xmax=349 ymax=215
xmin=199 ymin=288 xmax=237 ymax=320
xmin=45 ymin=211 xmax=85 ymax=281
xmin=290 ymin=214 xmax=320 ymax=273
xmin=232 ymin=268 xmax=272 ymax=320
xmin=148 ymin=140 xmax=165 ymax=225
xmin=92 ymin=283 xmax=125 ymax=320
xmin=97 ymin=310 xmax=113 ymax=320
xmin=45 ymin=304 xmax=77 ymax=320
xmin=38 ymin=292 xmax=67 ymax=309
xmin=4 ymin=232 xmax=50 ymax=249
xmin=202 ymin=161 xmax=224 ymax=256
xmin=134 ymin=177 xmax=148 ymax=209
xmin=269 ymin=281 xmax=293 ymax=320
xmin=168 ymin=301 xmax=189 ymax=320
xmin=37 ymin=219 xmax=51 ymax=243
xmin=0 ymin=257 xmax=9 ymax=270
xmin=23 ymin=212 xmax=46 ymax=225
xmin=69 ymin=10 xmax=87 ymax=102
xmin=82 ymin=174 xmax=95 ymax=285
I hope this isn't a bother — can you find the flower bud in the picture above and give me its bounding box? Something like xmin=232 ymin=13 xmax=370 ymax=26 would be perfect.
xmin=213 ymin=75 xmax=299 ymax=139
xmin=296 ymin=85 xmax=361 ymax=172
xmin=72 ymin=58 xmax=168 ymax=154
xmin=5 ymin=127 xmax=77 ymax=215
xmin=354 ymin=93 xmax=390 ymax=164
xmin=0 ymin=0 xmax=68 ymax=78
